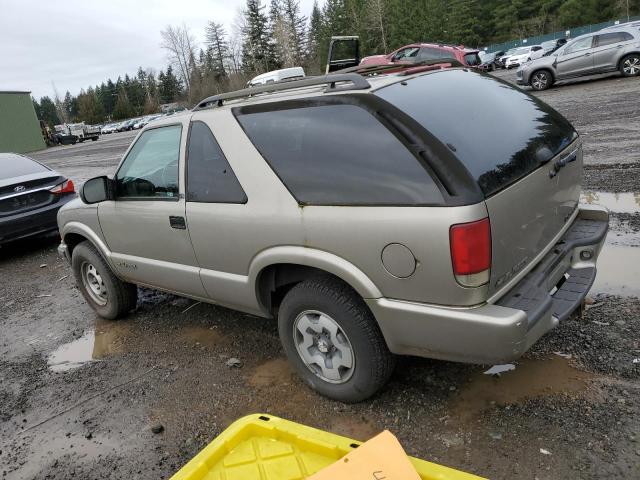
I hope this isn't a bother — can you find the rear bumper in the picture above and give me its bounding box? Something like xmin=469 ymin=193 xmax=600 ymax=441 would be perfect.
xmin=368 ymin=205 xmax=609 ymax=364
xmin=0 ymin=194 xmax=75 ymax=244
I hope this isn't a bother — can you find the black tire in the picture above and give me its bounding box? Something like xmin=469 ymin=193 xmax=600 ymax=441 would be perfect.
xmin=71 ymin=241 xmax=137 ymax=320
xmin=91 ymin=137 xmax=98 ymax=141
xmin=530 ymin=69 xmax=553 ymax=91
xmin=619 ymin=53 xmax=640 ymax=77
xmin=278 ymin=277 xmax=395 ymax=403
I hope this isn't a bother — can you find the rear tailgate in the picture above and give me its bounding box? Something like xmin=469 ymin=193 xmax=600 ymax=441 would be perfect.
xmin=485 ymin=144 xmax=581 ymax=295
xmin=375 ymin=69 xmax=580 ymax=297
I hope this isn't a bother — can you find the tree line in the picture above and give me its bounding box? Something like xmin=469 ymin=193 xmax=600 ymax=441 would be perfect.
xmin=33 ymin=0 xmax=639 ymax=127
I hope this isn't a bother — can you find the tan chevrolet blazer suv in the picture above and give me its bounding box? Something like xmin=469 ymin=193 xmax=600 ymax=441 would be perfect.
xmin=57 ymin=69 xmax=609 ymax=402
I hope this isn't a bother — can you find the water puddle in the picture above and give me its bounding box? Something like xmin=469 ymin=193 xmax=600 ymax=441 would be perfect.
xmin=47 ymin=331 xmax=97 ymax=372
xmin=178 ymin=326 xmax=223 ymax=348
xmin=581 ymin=191 xmax=640 ymax=213
xmin=248 ymin=358 xmax=295 ymax=387
xmin=47 ymin=321 xmax=131 ymax=372
xmin=591 ymin=244 xmax=640 ymax=296
xmin=452 ymin=356 xmax=595 ymax=420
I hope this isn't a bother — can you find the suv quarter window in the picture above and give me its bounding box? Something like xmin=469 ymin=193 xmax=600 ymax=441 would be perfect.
xmin=235 ymin=102 xmax=443 ymax=206
xmin=186 ymin=121 xmax=247 ymax=203
xmin=115 ymin=124 xmax=182 ymax=200
xmin=596 ymin=31 xmax=634 ymax=47
xmin=563 ymin=36 xmax=594 ymax=54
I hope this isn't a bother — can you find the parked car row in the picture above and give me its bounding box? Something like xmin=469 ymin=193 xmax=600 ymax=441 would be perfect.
xmin=490 ymin=39 xmax=567 ymax=70
xmin=517 ymin=25 xmax=640 ymax=90
xmin=100 ymin=114 xmax=164 ymax=134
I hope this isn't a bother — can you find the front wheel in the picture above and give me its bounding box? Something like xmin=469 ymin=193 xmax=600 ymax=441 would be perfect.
xmin=620 ymin=54 xmax=640 ymax=77
xmin=530 ymin=70 xmax=553 ymax=90
xmin=71 ymin=241 xmax=138 ymax=319
xmin=278 ymin=277 xmax=395 ymax=403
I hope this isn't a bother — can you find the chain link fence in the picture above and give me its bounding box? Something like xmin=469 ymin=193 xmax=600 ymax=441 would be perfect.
xmin=483 ymin=15 xmax=640 ymax=53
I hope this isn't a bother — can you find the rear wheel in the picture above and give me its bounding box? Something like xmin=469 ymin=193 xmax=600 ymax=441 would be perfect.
xmin=620 ymin=54 xmax=640 ymax=77
xmin=72 ymin=241 xmax=137 ymax=319
xmin=278 ymin=277 xmax=395 ymax=403
xmin=530 ymin=70 xmax=553 ymax=91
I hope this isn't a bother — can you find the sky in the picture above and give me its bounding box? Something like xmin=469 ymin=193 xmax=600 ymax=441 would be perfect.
xmin=0 ymin=0 xmax=316 ymax=100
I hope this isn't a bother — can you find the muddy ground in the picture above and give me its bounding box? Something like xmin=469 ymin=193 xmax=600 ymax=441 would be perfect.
xmin=1 ymin=73 xmax=639 ymax=479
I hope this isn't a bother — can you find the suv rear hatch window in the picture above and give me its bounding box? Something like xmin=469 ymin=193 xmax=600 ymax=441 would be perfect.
xmin=377 ymin=70 xmax=581 ymax=296
xmin=464 ymin=52 xmax=481 ymax=66
xmin=375 ymin=69 xmax=577 ymax=197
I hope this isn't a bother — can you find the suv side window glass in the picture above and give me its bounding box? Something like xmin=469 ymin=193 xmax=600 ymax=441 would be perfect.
xmin=116 ymin=125 xmax=181 ymax=199
xmin=597 ymin=32 xmax=633 ymax=46
xmin=186 ymin=121 xmax=247 ymax=203
xmin=236 ymin=104 xmax=443 ymax=205
xmin=419 ymin=47 xmax=441 ymax=60
xmin=564 ymin=36 xmax=593 ymax=54
xmin=393 ymin=47 xmax=420 ymax=61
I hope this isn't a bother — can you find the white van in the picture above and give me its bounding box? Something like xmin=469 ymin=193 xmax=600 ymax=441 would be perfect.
xmin=248 ymin=67 xmax=306 ymax=87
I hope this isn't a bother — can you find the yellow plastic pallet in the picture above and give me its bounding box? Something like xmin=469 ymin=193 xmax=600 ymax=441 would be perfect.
xmin=170 ymin=414 xmax=485 ymax=480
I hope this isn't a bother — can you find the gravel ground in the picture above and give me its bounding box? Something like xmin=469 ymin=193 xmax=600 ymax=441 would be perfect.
xmin=1 ymin=74 xmax=640 ymax=479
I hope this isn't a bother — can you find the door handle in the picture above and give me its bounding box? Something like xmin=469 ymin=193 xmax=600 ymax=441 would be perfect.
xmin=584 ymin=53 xmax=591 ymax=57
xmin=169 ymin=216 xmax=186 ymax=230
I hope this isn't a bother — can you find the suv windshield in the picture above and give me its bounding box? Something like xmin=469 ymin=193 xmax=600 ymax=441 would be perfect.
xmin=376 ymin=70 xmax=577 ymax=196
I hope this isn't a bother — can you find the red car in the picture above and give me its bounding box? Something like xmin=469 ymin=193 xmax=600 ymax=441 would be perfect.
xmin=360 ymin=43 xmax=483 ymax=70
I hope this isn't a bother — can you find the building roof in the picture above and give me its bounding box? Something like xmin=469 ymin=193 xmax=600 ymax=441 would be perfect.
xmin=0 ymin=91 xmax=31 ymax=94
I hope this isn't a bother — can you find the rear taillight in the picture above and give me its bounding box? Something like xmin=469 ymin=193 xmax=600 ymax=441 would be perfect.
xmin=50 ymin=179 xmax=75 ymax=194
xmin=450 ymin=217 xmax=491 ymax=287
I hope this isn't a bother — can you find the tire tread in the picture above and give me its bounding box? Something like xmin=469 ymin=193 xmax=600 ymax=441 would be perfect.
xmin=72 ymin=241 xmax=137 ymax=319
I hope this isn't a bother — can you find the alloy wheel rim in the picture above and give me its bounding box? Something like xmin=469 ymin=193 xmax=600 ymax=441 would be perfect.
xmin=81 ymin=262 xmax=108 ymax=306
xmin=623 ymin=57 xmax=639 ymax=75
xmin=532 ymin=72 xmax=548 ymax=89
xmin=293 ymin=310 xmax=355 ymax=384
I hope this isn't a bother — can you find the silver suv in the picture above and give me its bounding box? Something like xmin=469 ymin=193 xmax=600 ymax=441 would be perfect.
xmin=517 ymin=27 xmax=640 ymax=90
xmin=58 ymin=70 xmax=608 ymax=402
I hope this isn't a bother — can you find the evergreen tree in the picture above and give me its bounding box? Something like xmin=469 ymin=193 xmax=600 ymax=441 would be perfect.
xmin=447 ymin=0 xmax=481 ymax=46
xmin=283 ymin=0 xmax=308 ymax=65
xmin=268 ymin=0 xmax=286 ymax=67
xmin=307 ymin=1 xmax=324 ymax=72
xmin=158 ymin=66 xmax=182 ymax=103
xmin=63 ymin=91 xmax=78 ymax=122
xmin=38 ymin=96 xmax=60 ymax=127
xmin=77 ymin=87 xmax=105 ymax=124
xmin=242 ymin=0 xmax=278 ymax=74
xmin=205 ymin=21 xmax=230 ymax=78
xmin=113 ymin=88 xmax=134 ymax=120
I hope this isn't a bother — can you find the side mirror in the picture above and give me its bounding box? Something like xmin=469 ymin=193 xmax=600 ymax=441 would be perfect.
xmin=80 ymin=176 xmax=114 ymax=204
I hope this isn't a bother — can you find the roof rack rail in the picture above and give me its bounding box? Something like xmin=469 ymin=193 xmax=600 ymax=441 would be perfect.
xmin=193 ymin=73 xmax=371 ymax=110
xmin=337 ymin=58 xmax=464 ymax=76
